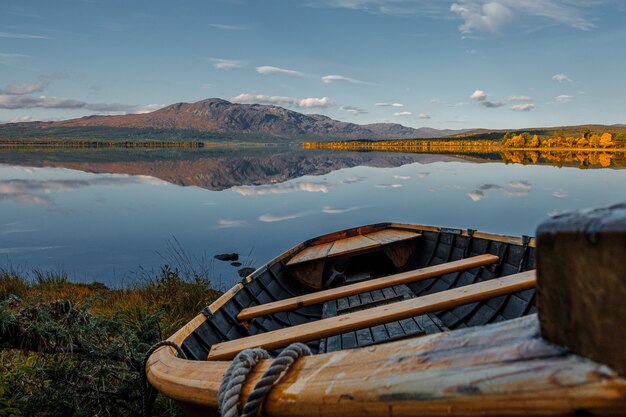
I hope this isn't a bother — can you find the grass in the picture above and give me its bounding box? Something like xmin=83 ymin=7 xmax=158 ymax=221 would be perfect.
xmin=0 ymin=265 xmax=222 ymax=417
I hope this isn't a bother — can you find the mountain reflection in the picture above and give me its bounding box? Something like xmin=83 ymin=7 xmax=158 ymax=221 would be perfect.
xmin=0 ymin=147 xmax=463 ymax=190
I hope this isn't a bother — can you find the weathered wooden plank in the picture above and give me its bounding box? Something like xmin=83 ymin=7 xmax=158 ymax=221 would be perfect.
xmin=537 ymin=204 xmax=626 ymax=376
xmin=210 ymin=271 xmax=537 ymax=359
xmin=148 ymin=315 xmax=626 ymax=416
xmin=326 ymin=234 xmax=381 ymax=257
xmin=285 ymin=241 xmax=334 ymax=265
xmin=238 ymin=254 xmax=499 ymax=320
xmin=365 ymin=229 xmax=419 ymax=245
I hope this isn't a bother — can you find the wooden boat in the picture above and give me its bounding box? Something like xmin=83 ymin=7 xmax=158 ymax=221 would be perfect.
xmin=146 ymin=208 xmax=626 ymax=416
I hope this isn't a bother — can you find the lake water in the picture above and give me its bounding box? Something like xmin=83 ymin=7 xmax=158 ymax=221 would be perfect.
xmin=1 ymin=146 xmax=625 ymax=289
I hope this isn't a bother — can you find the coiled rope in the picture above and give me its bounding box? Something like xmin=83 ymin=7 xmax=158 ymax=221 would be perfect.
xmin=141 ymin=340 xmax=187 ymax=417
xmin=218 ymin=343 xmax=312 ymax=417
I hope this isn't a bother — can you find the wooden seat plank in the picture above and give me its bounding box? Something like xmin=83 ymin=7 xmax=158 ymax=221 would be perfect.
xmin=286 ymin=241 xmax=334 ymax=266
xmin=364 ymin=229 xmax=418 ymax=245
xmin=209 ymin=270 xmax=537 ymax=360
xmin=237 ymin=254 xmax=499 ymax=321
xmin=326 ymin=234 xmax=381 ymax=257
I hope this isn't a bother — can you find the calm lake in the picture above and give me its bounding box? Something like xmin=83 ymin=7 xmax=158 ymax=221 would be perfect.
xmin=1 ymin=146 xmax=625 ymax=288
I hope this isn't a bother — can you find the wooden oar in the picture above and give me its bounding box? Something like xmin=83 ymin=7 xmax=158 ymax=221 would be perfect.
xmin=238 ymin=254 xmax=499 ymax=320
xmin=209 ymin=270 xmax=536 ymax=360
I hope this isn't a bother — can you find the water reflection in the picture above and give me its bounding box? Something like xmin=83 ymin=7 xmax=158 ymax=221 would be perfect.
xmin=1 ymin=147 xmax=625 ymax=287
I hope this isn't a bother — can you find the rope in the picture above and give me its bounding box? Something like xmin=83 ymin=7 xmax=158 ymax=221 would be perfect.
xmin=218 ymin=343 xmax=311 ymax=417
xmin=141 ymin=340 xmax=187 ymax=417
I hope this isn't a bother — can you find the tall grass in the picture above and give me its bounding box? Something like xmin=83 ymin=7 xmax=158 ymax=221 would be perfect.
xmin=0 ymin=263 xmax=222 ymax=417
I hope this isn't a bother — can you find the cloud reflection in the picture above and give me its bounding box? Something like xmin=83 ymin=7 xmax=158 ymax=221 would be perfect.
xmin=216 ymin=218 xmax=246 ymax=228
xmin=468 ymin=182 xmax=530 ymax=201
xmin=231 ymin=182 xmax=330 ymax=196
xmin=258 ymin=212 xmax=305 ymax=223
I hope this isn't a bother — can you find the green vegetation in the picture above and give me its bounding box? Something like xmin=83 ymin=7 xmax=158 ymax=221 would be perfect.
xmin=0 ymin=266 xmax=221 ymax=417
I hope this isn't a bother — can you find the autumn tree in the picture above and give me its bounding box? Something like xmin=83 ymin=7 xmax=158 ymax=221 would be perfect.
xmin=599 ymin=132 xmax=614 ymax=148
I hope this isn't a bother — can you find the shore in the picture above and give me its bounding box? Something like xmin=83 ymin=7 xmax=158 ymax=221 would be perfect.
xmin=0 ymin=267 xmax=221 ymax=417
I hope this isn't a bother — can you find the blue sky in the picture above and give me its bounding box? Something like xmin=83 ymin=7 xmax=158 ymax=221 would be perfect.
xmin=1 ymin=0 xmax=625 ymax=129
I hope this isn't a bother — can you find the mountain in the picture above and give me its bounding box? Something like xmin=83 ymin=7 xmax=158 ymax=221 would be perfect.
xmin=0 ymin=98 xmax=466 ymax=141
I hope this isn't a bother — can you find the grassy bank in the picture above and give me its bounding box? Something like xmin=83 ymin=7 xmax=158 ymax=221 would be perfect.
xmin=0 ymin=267 xmax=221 ymax=416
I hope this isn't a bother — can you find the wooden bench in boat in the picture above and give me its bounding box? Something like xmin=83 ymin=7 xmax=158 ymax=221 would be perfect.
xmin=286 ymin=228 xmax=421 ymax=289
xmin=238 ymin=253 xmax=499 ymax=321
xmin=208 ymin=270 xmax=537 ymax=360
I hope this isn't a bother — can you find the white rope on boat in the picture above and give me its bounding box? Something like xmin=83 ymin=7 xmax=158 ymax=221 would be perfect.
xmin=218 ymin=343 xmax=312 ymax=417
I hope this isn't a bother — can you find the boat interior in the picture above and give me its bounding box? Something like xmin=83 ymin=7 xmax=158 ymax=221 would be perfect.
xmin=179 ymin=223 xmax=536 ymax=361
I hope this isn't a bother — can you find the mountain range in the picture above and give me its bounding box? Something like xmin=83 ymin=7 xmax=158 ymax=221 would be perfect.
xmin=1 ymin=98 xmax=466 ymax=141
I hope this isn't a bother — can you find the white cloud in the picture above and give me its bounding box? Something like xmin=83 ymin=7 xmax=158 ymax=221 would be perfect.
xmin=216 ymin=218 xmax=246 ymax=228
xmin=375 ymin=102 xmax=404 ymax=107
xmin=393 ymin=111 xmax=412 ymax=116
xmin=341 ymin=175 xmax=367 ymax=184
xmin=211 ymin=58 xmax=245 ymax=70
xmin=322 ymin=206 xmax=358 ymax=214
xmin=231 ymin=93 xmax=332 ymax=108
xmin=340 ymin=105 xmax=367 ymax=115
xmin=451 ymin=1 xmax=512 ymax=34
xmin=0 ymin=81 xmax=47 ymax=95
xmin=393 ymin=175 xmax=411 ymax=180
xmin=0 ymin=31 xmax=49 ymax=39
xmin=470 ymin=89 xmax=487 ymax=101
xmin=418 ymin=113 xmax=431 ymax=119
xmin=509 ymin=181 xmax=532 ymax=190
xmin=375 ymin=183 xmax=403 ymax=188
xmin=258 ymin=212 xmax=304 ymax=223
xmin=322 ymin=74 xmax=365 ymax=84
xmin=552 ymin=73 xmax=573 ymax=83
xmin=555 ymin=94 xmax=573 ymax=103
xmin=552 ymin=190 xmax=568 ymax=198
xmin=210 ymin=23 xmax=244 ymax=30
xmin=451 ymin=1 xmax=594 ymax=34
xmin=511 ymin=103 xmax=535 ymax=111
xmin=231 ymin=182 xmax=330 ymax=196
xmin=256 ymin=66 xmax=304 ymax=77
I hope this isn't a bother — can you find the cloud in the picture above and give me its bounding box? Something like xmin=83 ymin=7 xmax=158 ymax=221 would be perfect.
xmin=552 ymin=190 xmax=568 ymax=198
xmin=511 ymin=103 xmax=535 ymax=111
xmin=451 ymin=1 xmax=512 ymax=34
xmin=0 ymin=81 xmax=47 ymax=95
xmin=258 ymin=212 xmax=304 ymax=222
xmin=469 ymin=182 xmax=530 ymax=201
xmin=310 ymin=1 xmax=446 ymax=16
xmin=416 ymin=172 xmax=430 ymax=178
xmin=210 ymin=23 xmax=244 ymax=30
xmin=211 ymin=58 xmax=245 ymax=70
xmin=375 ymin=102 xmax=404 ymax=107
xmin=340 ymin=105 xmax=367 ymax=115
xmin=470 ymin=90 xmax=487 ymax=101
xmin=0 ymin=53 xmax=30 ymax=65
xmin=322 ymin=206 xmax=358 ymax=214
xmin=0 ymin=94 xmax=165 ymax=113
xmin=418 ymin=113 xmax=431 ymax=119
xmin=216 ymin=218 xmax=246 ymax=228
xmin=0 ymin=246 xmax=63 ymax=255
xmin=375 ymin=183 xmax=403 ymax=188
xmin=509 ymin=181 xmax=532 ymax=190
xmin=552 ymin=73 xmax=572 ymax=83
xmin=468 ymin=190 xmax=484 ymax=201
xmin=393 ymin=111 xmax=412 ymax=116
xmin=322 ymin=74 xmax=365 ymax=84
xmin=341 ymin=175 xmax=367 ymax=184
xmin=506 ymin=95 xmax=532 ymax=102
xmin=231 ymin=182 xmax=330 ymax=196
xmin=0 ymin=31 xmax=49 ymax=39
xmin=393 ymin=175 xmax=411 ymax=180
xmin=256 ymin=66 xmax=304 ymax=77
xmin=471 ymin=89 xmax=530 ymax=109
xmin=555 ymin=94 xmax=573 ymax=103
xmin=451 ymin=1 xmax=594 ymax=35
xmin=231 ymin=93 xmax=331 ymax=108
